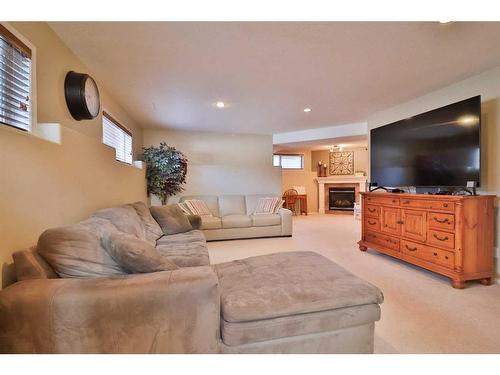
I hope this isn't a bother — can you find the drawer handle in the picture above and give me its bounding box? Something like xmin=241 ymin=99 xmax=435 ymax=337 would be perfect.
xmin=433 ymin=252 xmax=438 ymax=256
xmin=433 ymin=217 xmax=449 ymax=224
xmin=445 ymin=256 xmax=449 ymax=260
xmin=368 ymin=220 xmax=377 ymax=225
xmin=443 ymin=203 xmax=449 ymax=208
xmin=433 ymin=233 xmax=449 ymax=241
xmin=405 ymin=245 xmax=417 ymax=251
xmin=392 ymin=200 xmax=397 ymax=203
xmin=368 ymin=208 xmax=377 ymax=213
xmin=396 ymin=220 xmax=404 ymax=224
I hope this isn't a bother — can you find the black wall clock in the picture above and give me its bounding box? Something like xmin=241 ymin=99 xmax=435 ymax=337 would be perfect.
xmin=64 ymin=71 xmax=101 ymax=120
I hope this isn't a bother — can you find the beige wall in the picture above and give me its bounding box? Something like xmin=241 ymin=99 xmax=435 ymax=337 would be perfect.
xmin=279 ymin=148 xmax=369 ymax=213
xmin=143 ymin=129 xmax=282 ymax=203
xmin=280 ymin=150 xmax=318 ymax=213
xmin=10 ymin=22 xmax=144 ymax=158
xmin=367 ymin=65 xmax=500 ymax=274
xmin=311 ymin=148 xmax=368 ymax=175
xmin=0 ymin=22 xmax=147 ymax=286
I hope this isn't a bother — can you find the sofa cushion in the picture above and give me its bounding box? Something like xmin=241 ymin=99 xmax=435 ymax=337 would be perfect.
xmin=251 ymin=213 xmax=281 ymax=227
xmin=201 ymin=216 xmax=222 ymax=230
xmin=12 ymin=247 xmax=58 ymax=281
xmin=221 ymin=303 xmax=381 ymax=346
xmin=156 ymin=230 xmax=206 ymax=245
xmin=222 ymin=214 xmax=252 ymax=229
xmin=180 ymin=195 xmax=220 ymax=217
xmin=129 ymin=201 xmax=163 ymax=244
xmin=92 ymin=205 xmax=145 ymax=240
xmin=214 ymin=251 xmax=384 ymax=323
xmin=37 ymin=217 xmax=127 ymax=278
xmin=156 ymin=241 xmax=210 ymax=267
xmin=103 ymin=232 xmax=178 ymax=273
xmin=150 ymin=204 xmax=193 ymax=235
xmin=219 ymin=195 xmax=246 ymax=217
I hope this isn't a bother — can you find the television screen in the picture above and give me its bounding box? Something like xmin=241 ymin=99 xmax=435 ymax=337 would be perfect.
xmin=370 ymin=96 xmax=481 ymax=187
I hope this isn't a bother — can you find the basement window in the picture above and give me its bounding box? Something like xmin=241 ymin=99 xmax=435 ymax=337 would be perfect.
xmin=102 ymin=111 xmax=133 ymax=164
xmin=0 ymin=24 xmax=32 ymax=131
xmin=273 ymin=154 xmax=304 ymax=169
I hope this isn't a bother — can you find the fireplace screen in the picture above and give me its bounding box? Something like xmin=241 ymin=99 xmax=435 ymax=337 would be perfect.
xmin=329 ymin=187 xmax=355 ymax=211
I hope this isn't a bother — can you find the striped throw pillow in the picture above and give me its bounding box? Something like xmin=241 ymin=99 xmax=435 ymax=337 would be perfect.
xmin=254 ymin=197 xmax=280 ymax=215
xmin=177 ymin=203 xmax=191 ymax=215
xmin=274 ymin=199 xmax=284 ymax=213
xmin=184 ymin=199 xmax=212 ymax=216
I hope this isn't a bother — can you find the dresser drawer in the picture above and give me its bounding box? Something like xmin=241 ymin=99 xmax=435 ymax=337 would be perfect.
xmin=365 ymin=204 xmax=380 ymax=218
xmin=365 ymin=231 xmax=400 ymax=251
xmin=364 ymin=217 xmax=380 ymax=231
xmin=429 ymin=201 xmax=455 ymax=212
xmin=428 ymin=212 xmax=455 ymax=232
xmin=428 ymin=229 xmax=455 ymax=250
xmin=401 ymin=240 xmax=454 ymax=269
xmin=400 ymin=199 xmax=455 ymax=212
xmin=365 ymin=196 xmax=400 ymax=206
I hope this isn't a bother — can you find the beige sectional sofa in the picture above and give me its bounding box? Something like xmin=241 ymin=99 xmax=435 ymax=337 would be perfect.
xmin=179 ymin=194 xmax=292 ymax=241
xmin=0 ymin=201 xmax=383 ymax=354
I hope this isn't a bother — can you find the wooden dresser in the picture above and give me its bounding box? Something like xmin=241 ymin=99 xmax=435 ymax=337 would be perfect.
xmin=358 ymin=192 xmax=495 ymax=288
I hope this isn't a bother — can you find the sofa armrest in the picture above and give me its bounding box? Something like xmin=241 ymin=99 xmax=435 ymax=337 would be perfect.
xmin=187 ymin=214 xmax=202 ymax=230
xmin=0 ymin=267 xmax=220 ymax=353
xmin=278 ymin=208 xmax=293 ymax=236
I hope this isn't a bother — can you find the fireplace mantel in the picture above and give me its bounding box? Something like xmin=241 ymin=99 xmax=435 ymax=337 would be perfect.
xmin=316 ymin=176 xmax=368 ymax=214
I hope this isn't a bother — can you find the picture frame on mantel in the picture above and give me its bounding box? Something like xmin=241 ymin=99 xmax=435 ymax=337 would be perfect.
xmin=329 ymin=151 xmax=354 ymax=175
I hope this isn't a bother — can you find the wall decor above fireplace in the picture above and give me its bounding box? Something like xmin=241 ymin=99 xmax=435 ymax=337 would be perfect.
xmin=329 ymin=151 xmax=354 ymax=175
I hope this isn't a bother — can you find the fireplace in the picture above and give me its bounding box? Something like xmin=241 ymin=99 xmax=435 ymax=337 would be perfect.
xmin=329 ymin=187 xmax=355 ymax=211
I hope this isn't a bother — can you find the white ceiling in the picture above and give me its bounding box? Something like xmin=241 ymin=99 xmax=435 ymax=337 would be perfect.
xmin=49 ymin=22 xmax=500 ymax=134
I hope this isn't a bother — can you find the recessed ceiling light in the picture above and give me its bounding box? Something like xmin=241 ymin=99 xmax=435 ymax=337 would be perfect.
xmin=215 ymin=101 xmax=225 ymax=108
xmin=303 ymin=108 xmax=312 ymax=113
xmin=439 ymin=21 xmax=451 ymax=24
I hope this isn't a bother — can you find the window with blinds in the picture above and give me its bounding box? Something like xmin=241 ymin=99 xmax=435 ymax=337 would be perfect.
xmin=0 ymin=25 xmax=32 ymax=131
xmin=273 ymin=154 xmax=304 ymax=169
xmin=102 ymin=112 xmax=133 ymax=164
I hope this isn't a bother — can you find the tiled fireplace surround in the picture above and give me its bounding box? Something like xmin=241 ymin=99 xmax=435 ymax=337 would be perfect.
xmin=317 ymin=176 xmax=368 ymax=214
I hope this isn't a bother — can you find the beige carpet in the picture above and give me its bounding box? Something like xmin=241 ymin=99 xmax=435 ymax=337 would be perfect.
xmin=207 ymin=214 xmax=500 ymax=354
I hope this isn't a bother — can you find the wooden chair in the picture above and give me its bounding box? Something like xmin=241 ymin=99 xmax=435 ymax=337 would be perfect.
xmin=282 ymin=189 xmax=299 ymax=215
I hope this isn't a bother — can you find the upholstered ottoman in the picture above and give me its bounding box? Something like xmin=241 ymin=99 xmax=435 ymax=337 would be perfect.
xmin=214 ymin=251 xmax=383 ymax=354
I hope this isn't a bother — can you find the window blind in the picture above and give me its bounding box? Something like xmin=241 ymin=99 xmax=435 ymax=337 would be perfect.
xmin=0 ymin=25 xmax=32 ymax=131
xmin=273 ymin=154 xmax=304 ymax=169
xmin=102 ymin=112 xmax=133 ymax=164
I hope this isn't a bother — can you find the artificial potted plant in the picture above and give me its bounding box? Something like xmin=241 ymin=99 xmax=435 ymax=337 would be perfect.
xmin=142 ymin=142 xmax=188 ymax=205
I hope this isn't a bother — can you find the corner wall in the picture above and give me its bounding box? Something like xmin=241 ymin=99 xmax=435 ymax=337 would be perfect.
xmin=0 ymin=22 xmax=147 ymax=286
xmin=142 ymin=129 xmax=282 ymax=203
xmin=366 ymin=66 xmax=500 ymax=275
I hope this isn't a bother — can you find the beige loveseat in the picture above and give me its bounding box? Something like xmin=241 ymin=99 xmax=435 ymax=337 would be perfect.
xmin=0 ymin=201 xmax=383 ymax=354
xmin=179 ymin=194 xmax=293 ymax=241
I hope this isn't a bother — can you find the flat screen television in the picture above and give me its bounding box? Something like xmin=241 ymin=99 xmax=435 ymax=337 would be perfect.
xmin=370 ymin=95 xmax=481 ymax=188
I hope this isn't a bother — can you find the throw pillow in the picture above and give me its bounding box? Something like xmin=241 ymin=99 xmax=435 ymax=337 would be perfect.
xmin=150 ymin=204 xmax=194 ymax=235
xmin=274 ymin=199 xmax=285 ymax=213
xmin=92 ymin=205 xmax=145 ymax=240
xmin=254 ymin=197 xmax=280 ymax=215
xmin=184 ymin=199 xmax=212 ymax=216
xmin=37 ymin=217 xmax=128 ymax=278
xmin=177 ymin=202 xmax=192 ymax=215
xmin=130 ymin=201 xmax=163 ymax=244
xmin=102 ymin=233 xmax=178 ymax=273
